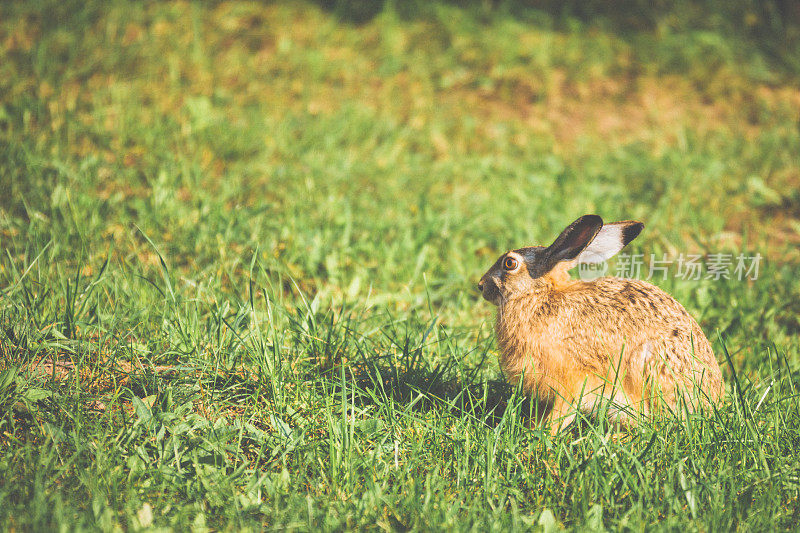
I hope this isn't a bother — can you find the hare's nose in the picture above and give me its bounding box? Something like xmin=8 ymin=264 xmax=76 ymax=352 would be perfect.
xmin=477 ymin=281 xmax=484 ymax=293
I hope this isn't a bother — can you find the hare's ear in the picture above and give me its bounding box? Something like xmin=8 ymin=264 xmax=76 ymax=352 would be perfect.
xmin=574 ymin=220 xmax=644 ymax=264
xmin=545 ymin=215 xmax=604 ymax=265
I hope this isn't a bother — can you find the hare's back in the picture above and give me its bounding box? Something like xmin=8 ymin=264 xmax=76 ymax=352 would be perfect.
xmin=582 ymin=277 xmax=702 ymax=333
xmin=572 ymin=277 xmax=722 ymax=399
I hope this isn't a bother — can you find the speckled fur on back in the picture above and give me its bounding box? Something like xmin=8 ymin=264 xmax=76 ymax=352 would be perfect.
xmin=479 ymin=215 xmax=724 ymax=433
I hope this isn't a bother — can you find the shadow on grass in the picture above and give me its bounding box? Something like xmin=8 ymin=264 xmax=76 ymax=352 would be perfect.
xmin=318 ymin=360 xmax=542 ymax=428
xmin=312 ymin=0 xmax=800 ymax=35
xmin=312 ymin=0 xmax=800 ymax=73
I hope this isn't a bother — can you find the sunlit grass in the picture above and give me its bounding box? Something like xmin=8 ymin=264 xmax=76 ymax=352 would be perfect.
xmin=1 ymin=0 xmax=800 ymax=530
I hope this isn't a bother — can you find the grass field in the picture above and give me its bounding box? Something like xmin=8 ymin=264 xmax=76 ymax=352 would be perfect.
xmin=2 ymin=1 xmax=800 ymax=530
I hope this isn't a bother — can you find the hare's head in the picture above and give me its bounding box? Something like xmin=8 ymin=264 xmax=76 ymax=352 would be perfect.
xmin=478 ymin=215 xmax=643 ymax=305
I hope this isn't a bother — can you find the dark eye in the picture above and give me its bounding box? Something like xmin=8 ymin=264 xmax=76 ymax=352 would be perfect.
xmin=503 ymin=256 xmax=519 ymax=271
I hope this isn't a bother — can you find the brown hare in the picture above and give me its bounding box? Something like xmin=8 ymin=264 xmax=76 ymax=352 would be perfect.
xmin=478 ymin=215 xmax=724 ymax=434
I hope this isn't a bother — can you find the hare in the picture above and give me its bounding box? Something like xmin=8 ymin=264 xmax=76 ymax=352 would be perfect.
xmin=478 ymin=215 xmax=723 ymax=434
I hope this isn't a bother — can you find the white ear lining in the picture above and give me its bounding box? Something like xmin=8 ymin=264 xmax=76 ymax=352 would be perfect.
xmin=574 ymin=224 xmax=627 ymax=264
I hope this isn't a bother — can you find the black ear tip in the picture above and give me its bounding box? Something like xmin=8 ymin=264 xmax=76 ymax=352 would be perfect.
xmin=623 ymin=221 xmax=645 ymax=244
xmin=580 ymin=214 xmax=604 ymax=227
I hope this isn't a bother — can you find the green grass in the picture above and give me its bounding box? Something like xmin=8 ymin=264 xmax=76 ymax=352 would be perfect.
xmin=2 ymin=0 xmax=800 ymax=530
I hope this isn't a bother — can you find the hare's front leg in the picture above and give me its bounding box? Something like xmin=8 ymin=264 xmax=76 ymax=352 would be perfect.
xmin=546 ymin=397 xmax=577 ymax=435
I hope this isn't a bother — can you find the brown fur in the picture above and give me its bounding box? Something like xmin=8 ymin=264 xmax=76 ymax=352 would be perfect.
xmin=480 ymin=227 xmax=724 ymax=434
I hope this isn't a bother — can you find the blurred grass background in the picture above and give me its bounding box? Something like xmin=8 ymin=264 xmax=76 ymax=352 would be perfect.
xmin=1 ymin=0 xmax=800 ymax=530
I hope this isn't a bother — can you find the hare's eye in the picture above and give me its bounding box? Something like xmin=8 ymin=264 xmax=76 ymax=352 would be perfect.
xmin=503 ymin=257 xmax=519 ymax=271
